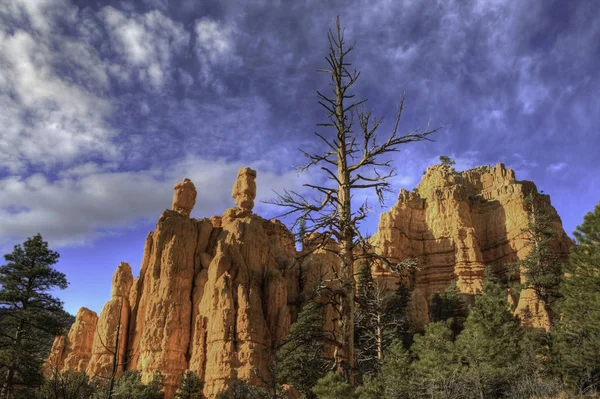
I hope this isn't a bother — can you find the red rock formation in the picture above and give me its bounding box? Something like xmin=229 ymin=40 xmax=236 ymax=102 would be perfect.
xmin=373 ymin=163 xmax=571 ymax=329
xmin=49 ymin=163 xmax=571 ymax=397
xmin=45 ymin=307 xmax=98 ymax=374
xmin=87 ymin=262 xmax=133 ymax=378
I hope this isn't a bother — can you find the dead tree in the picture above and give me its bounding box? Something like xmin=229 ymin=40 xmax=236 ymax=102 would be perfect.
xmin=269 ymin=17 xmax=439 ymax=383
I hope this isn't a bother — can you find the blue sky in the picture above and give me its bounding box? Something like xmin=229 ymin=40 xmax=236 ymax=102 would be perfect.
xmin=0 ymin=0 xmax=598 ymax=315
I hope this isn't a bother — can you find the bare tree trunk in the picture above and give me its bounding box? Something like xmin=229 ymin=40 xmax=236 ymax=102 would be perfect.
xmin=376 ymin=311 xmax=383 ymax=363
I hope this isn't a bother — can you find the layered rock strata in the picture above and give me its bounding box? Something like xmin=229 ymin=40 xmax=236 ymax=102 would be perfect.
xmin=373 ymin=163 xmax=571 ymax=329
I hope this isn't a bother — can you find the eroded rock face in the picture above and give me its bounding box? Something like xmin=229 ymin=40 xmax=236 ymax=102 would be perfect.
xmin=188 ymin=211 xmax=294 ymax=397
xmin=45 ymin=308 xmax=98 ymax=374
xmin=232 ymin=167 xmax=257 ymax=211
xmin=172 ymin=178 xmax=197 ymax=216
xmin=87 ymin=262 xmax=133 ymax=378
xmin=50 ymin=163 xmax=571 ymax=397
xmin=373 ymin=163 xmax=571 ymax=329
xmin=127 ymin=210 xmax=199 ymax=397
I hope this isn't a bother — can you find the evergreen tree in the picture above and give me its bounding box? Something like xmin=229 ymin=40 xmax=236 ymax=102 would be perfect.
xmin=355 ymin=275 xmax=410 ymax=377
xmin=429 ymin=282 xmax=468 ymax=338
xmin=410 ymin=321 xmax=461 ymax=398
xmin=519 ymin=192 xmax=564 ymax=326
xmin=175 ymin=371 xmax=205 ymax=399
xmin=215 ymin=376 xmax=270 ymax=399
xmin=0 ymin=234 xmax=69 ymax=398
xmin=356 ymin=340 xmax=411 ymax=399
xmin=35 ymin=370 xmax=97 ymax=399
xmin=554 ymin=201 xmax=600 ymax=393
xmin=312 ymin=373 xmax=354 ymax=399
xmin=111 ymin=371 xmax=163 ymax=399
xmin=276 ymin=301 xmax=329 ymax=398
xmin=455 ymin=273 xmax=523 ymax=399
xmin=438 ymin=155 xmax=456 ymax=168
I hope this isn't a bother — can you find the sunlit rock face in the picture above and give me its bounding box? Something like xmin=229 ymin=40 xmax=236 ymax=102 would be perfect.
xmin=372 ymin=163 xmax=571 ymax=330
xmin=87 ymin=262 xmax=133 ymax=379
xmin=47 ymin=163 xmax=571 ymax=397
xmin=44 ymin=307 xmax=98 ymax=376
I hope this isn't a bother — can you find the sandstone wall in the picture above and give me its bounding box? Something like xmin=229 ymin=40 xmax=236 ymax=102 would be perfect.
xmin=373 ymin=163 xmax=571 ymax=329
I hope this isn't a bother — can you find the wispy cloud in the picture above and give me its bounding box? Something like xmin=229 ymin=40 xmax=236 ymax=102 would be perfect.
xmin=0 ymin=157 xmax=311 ymax=248
xmin=102 ymin=6 xmax=190 ymax=89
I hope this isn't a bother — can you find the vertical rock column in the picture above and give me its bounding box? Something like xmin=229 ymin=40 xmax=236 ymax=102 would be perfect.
xmin=128 ymin=178 xmax=199 ymax=396
xmin=44 ymin=308 xmax=98 ymax=375
xmin=87 ymin=262 xmax=133 ymax=378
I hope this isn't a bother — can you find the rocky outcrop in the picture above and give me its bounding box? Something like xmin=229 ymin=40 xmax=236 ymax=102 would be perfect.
xmin=49 ymin=163 xmax=571 ymax=396
xmin=372 ymin=163 xmax=571 ymax=329
xmin=86 ymin=262 xmax=133 ymax=378
xmin=45 ymin=308 xmax=98 ymax=374
xmin=172 ymin=178 xmax=197 ymax=216
xmin=232 ymin=167 xmax=257 ymax=211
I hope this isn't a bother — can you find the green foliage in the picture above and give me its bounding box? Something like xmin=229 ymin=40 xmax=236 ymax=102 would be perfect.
xmin=175 ymin=371 xmax=204 ymax=399
xmin=455 ymin=273 xmax=524 ymax=398
xmin=553 ymin=201 xmax=600 ymax=393
xmin=297 ymin=217 xmax=307 ymax=251
xmin=355 ymin=262 xmax=373 ymax=302
xmin=0 ymin=234 xmax=70 ymax=397
xmin=355 ymin=264 xmax=411 ymax=377
xmin=519 ymin=193 xmax=564 ymax=324
xmin=410 ymin=321 xmax=461 ymax=397
xmin=356 ymin=340 xmax=411 ymax=399
xmin=276 ymin=301 xmax=328 ymax=398
xmin=438 ymin=155 xmax=456 ymax=168
xmin=215 ymin=377 xmax=270 ymax=399
xmin=36 ymin=371 xmax=97 ymax=399
xmin=312 ymin=373 xmax=354 ymax=399
xmin=112 ymin=371 xmax=163 ymax=399
xmin=429 ymin=282 xmax=468 ymax=338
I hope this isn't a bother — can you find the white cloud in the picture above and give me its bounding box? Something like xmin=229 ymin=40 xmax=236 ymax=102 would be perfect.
xmin=547 ymin=162 xmax=567 ymax=174
xmin=0 ymin=28 xmax=116 ymax=172
xmin=194 ymin=17 xmax=241 ymax=89
xmin=0 ymin=157 xmax=311 ymax=248
xmin=102 ymin=7 xmax=189 ymax=89
xmin=0 ymin=0 xmax=77 ymax=34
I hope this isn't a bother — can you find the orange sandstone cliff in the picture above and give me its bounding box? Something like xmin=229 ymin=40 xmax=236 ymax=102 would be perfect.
xmin=47 ymin=163 xmax=571 ymax=397
xmin=372 ymin=163 xmax=571 ymax=329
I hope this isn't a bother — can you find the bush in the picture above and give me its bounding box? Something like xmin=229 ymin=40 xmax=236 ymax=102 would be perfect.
xmin=175 ymin=371 xmax=204 ymax=399
xmin=312 ymin=373 xmax=354 ymax=399
xmin=36 ymin=371 xmax=97 ymax=399
xmin=112 ymin=370 xmax=163 ymax=399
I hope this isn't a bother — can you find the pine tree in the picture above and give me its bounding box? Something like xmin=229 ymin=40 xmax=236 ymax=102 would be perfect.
xmin=111 ymin=371 xmax=163 ymax=399
xmin=175 ymin=371 xmax=205 ymax=399
xmin=519 ymin=192 xmax=564 ymax=326
xmin=554 ymin=201 xmax=600 ymax=393
xmin=356 ymin=340 xmax=411 ymax=399
xmin=215 ymin=375 xmax=270 ymax=399
xmin=438 ymin=155 xmax=455 ymax=168
xmin=429 ymin=282 xmax=468 ymax=338
xmin=410 ymin=321 xmax=461 ymax=398
xmin=276 ymin=301 xmax=329 ymax=398
xmin=0 ymin=234 xmax=69 ymax=398
xmin=312 ymin=373 xmax=354 ymax=399
xmin=354 ymin=273 xmax=410 ymax=377
xmin=455 ymin=273 xmax=524 ymax=399
xmin=35 ymin=370 xmax=97 ymax=399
